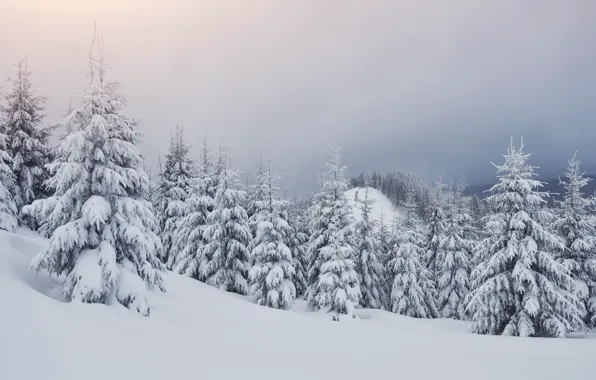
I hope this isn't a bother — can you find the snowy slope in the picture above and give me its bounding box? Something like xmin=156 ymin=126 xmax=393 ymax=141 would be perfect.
xmin=1 ymin=229 xmax=595 ymax=380
xmin=346 ymin=187 xmax=399 ymax=230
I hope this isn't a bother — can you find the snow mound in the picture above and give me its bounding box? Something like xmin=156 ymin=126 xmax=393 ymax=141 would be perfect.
xmin=346 ymin=187 xmax=399 ymax=229
xmin=0 ymin=229 xmax=595 ymax=380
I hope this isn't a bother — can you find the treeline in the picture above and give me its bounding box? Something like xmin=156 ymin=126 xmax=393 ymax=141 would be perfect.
xmin=1 ymin=41 xmax=595 ymax=338
xmin=349 ymin=171 xmax=486 ymax=223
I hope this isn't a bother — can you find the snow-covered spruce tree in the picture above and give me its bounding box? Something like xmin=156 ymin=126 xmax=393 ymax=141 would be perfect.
xmin=468 ymin=139 xmax=585 ymax=337
xmin=0 ymin=131 xmax=18 ymax=232
xmin=306 ymin=147 xmax=361 ymax=319
xmin=246 ymin=154 xmax=266 ymax=263
xmin=552 ymin=152 xmax=596 ymax=326
xmin=377 ymin=208 xmax=393 ymax=267
xmin=354 ymin=186 xmax=388 ymax=309
xmin=26 ymin=42 xmax=164 ymax=316
xmin=156 ymin=124 xmax=195 ymax=269
xmin=247 ymin=154 xmax=265 ymax=226
xmin=436 ymin=180 xmax=473 ymax=320
xmin=467 ymin=193 xmax=487 ymax=269
xmin=425 ymin=178 xmax=448 ymax=277
xmin=387 ymin=183 xmax=439 ymax=318
xmin=1 ymin=59 xmax=54 ymax=227
xmin=249 ymin=158 xmax=296 ymax=309
xmin=200 ymin=146 xmax=251 ymax=294
xmin=306 ymin=173 xmax=327 ymax=297
xmin=287 ymin=197 xmax=310 ymax=298
xmin=172 ymin=137 xmax=214 ymax=278
xmin=377 ymin=208 xmax=394 ymax=294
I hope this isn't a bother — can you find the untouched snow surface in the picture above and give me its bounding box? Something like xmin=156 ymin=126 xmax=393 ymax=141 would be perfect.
xmin=346 ymin=187 xmax=398 ymax=229
xmin=1 ymin=229 xmax=595 ymax=380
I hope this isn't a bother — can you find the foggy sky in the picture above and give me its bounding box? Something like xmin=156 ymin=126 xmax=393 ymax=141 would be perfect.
xmin=2 ymin=0 xmax=596 ymax=194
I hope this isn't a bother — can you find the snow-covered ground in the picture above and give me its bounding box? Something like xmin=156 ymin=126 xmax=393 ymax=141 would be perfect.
xmin=346 ymin=187 xmax=398 ymax=229
xmin=1 ymin=229 xmax=595 ymax=380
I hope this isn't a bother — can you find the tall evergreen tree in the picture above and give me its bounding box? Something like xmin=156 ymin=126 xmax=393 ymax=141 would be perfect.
xmin=553 ymin=152 xmax=596 ymax=327
xmin=468 ymin=139 xmax=585 ymax=337
xmin=1 ymin=60 xmax=53 ymax=227
xmin=436 ymin=181 xmax=473 ymax=320
xmin=425 ymin=179 xmax=447 ymax=277
xmin=247 ymin=154 xmax=265 ymax=225
xmin=306 ymin=172 xmax=327 ymax=298
xmin=377 ymin=209 xmax=392 ymax=262
xmin=287 ymin=197 xmax=310 ymax=298
xmin=306 ymin=147 xmax=361 ymax=319
xmin=354 ymin=186 xmax=388 ymax=309
xmin=377 ymin=208 xmax=394 ymax=295
xmin=156 ymin=125 xmax=195 ymax=269
xmin=249 ymin=157 xmax=296 ymax=309
xmin=247 ymin=154 xmax=266 ymax=262
xmin=387 ymin=183 xmax=439 ymax=318
xmin=26 ymin=40 xmax=164 ymax=316
xmin=200 ymin=146 xmax=251 ymax=294
xmin=0 ymin=130 xmax=18 ymax=232
xmin=172 ymin=137 xmax=215 ymax=278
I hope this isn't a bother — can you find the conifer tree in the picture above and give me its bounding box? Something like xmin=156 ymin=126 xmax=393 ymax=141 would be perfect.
xmin=387 ymin=183 xmax=439 ymax=318
xmin=1 ymin=59 xmax=53 ymax=227
xmin=0 ymin=130 xmax=18 ymax=232
xmin=436 ymin=180 xmax=473 ymax=320
xmin=200 ymin=146 xmax=251 ymax=294
xmin=306 ymin=147 xmax=361 ymax=319
xmin=247 ymin=154 xmax=266 ymax=262
xmin=249 ymin=157 xmax=296 ymax=309
xmin=425 ymin=179 xmax=447 ymax=277
xmin=306 ymin=172 xmax=327 ymax=295
xmin=172 ymin=137 xmax=215 ymax=278
xmin=468 ymin=139 xmax=585 ymax=337
xmin=247 ymin=154 xmax=265 ymax=225
xmin=26 ymin=39 xmax=164 ymax=316
xmin=156 ymin=125 xmax=195 ymax=269
xmin=354 ymin=186 xmax=388 ymax=309
xmin=553 ymin=152 xmax=596 ymax=327
xmin=377 ymin=209 xmax=394 ymax=295
xmin=377 ymin=209 xmax=393 ymax=267
xmin=209 ymin=144 xmax=227 ymax=197
xmin=287 ymin=197 xmax=310 ymax=298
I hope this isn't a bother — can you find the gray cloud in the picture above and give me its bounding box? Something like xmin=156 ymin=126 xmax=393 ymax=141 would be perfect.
xmin=2 ymin=0 xmax=595 ymax=194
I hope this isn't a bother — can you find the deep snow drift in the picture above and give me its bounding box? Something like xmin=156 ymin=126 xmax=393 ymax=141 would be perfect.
xmin=0 ymin=229 xmax=595 ymax=380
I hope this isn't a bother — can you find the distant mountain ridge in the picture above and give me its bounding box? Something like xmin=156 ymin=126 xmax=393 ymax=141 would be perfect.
xmin=465 ymin=174 xmax=596 ymax=203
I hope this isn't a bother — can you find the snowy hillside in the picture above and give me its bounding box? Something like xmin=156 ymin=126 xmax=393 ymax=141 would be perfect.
xmin=346 ymin=187 xmax=398 ymax=229
xmin=1 ymin=229 xmax=595 ymax=380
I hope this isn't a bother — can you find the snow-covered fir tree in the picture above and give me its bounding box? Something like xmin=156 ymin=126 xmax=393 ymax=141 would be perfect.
xmin=377 ymin=209 xmax=393 ymax=267
xmin=172 ymin=137 xmax=215 ymax=278
xmin=387 ymin=182 xmax=439 ymax=318
xmin=306 ymin=147 xmax=361 ymax=319
xmin=249 ymin=157 xmax=296 ymax=309
xmin=354 ymin=186 xmax=388 ymax=309
xmin=247 ymin=154 xmax=265 ymax=225
xmin=156 ymin=124 xmax=195 ymax=269
xmin=287 ymin=197 xmax=310 ymax=298
xmin=209 ymin=143 xmax=227 ymax=197
xmin=200 ymin=146 xmax=251 ymax=294
xmin=469 ymin=194 xmax=484 ymax=226
xmin=26 ymin=41 xmax=164 ymax=316
xmin=468 ymin=139 xmax=585 ymax=337
xmin=425 ymin=178 xmax=448 ymax=277
xmin=247 ymin=154 xmax=266 ymax=262
xmin=306 ymin=173 xmax=327 ymax=298
xmin=1 ymin=59 xmax=53 ymax=227
xmin=552 ymin=152 xmax=596 ymax=327
xmin=436 ymin=180 xmax=473 ymax=320
xmin=0 ymin=130 xmax=18 ymax=232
